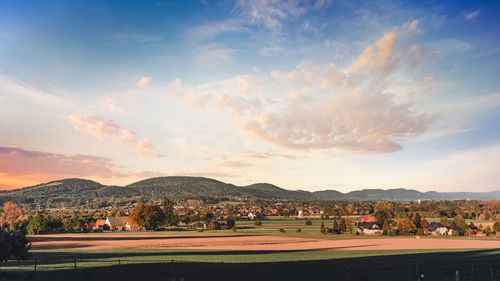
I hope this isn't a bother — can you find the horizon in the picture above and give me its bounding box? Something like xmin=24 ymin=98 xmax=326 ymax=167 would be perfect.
xmin=1 ymin=1 xmax=500 ymax=192
xmin=7 ymin=175 xmax=500 ymax=194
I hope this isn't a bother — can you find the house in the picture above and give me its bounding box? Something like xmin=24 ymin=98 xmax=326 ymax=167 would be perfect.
xmin=104 ymin=217 xmax=138 ymax=231
xmin=448 ymin=226 xmax=462 ymax=236
xmin=357 ymin=222 xmax=382 ymax=235
xmin=297 ymin=210 xmax=304 ymax=219
xmin=94 ymin=219 xmax=107 ymax=230
xmin=106 ymin=217 xmax=126 ymax=230
xmin=426 ymin=222 xmax=448 ymax=236
xmin=357 ymin=215 xmax=377 ymax=223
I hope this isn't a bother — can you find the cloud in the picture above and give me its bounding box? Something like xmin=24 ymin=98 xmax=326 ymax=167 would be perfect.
xmin=0 ymin=74 xmax=74 ymax=107
xmin=259 ymin=45 xmax=284 ymax=56
xmin=195 ymin=44 xmax=235 ymax=65
xmin=348 ymin=20 xmax=433 ymax=75
xmin=466 ymin=10 xmax=480 ymax=21
xmin=168 ymin=78 xmax=183 ymax=89
xmin=409 ymin=74 xmax=434 ymax=95
xmin=100 ymin=96 xmax=124 ymax=112
xmin=136 ymin=76 xmax=152 ymax=87
xmin=166 ymin=75 xmax=263 ymax=113
xmin=0 ymin=146 xmax=124 ymax=179
xmin=190 ymin=19 xmax=247 ymax=39
xmin=241 ymin=93 xmax=434 ymax=153
xmin=235 ymin=0 xmax=331 ymax=33
xmin=219 ymin=155 xmax=253 ymax=168
xmin=167 ymin=21 xmax=437 ymax=153
xmin=0 ymin=146 xmax=163 ymax=189
xmin=59 ymin=114 xmax=163 ymax=158
xmin=243 ymin=151 xmax=297 ymax=159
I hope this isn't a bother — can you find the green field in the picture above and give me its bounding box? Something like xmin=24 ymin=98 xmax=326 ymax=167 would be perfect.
xmin=1 ymin=248 xmax=499 ymax=281
xmin=1 ymin=217 xmax=499 ymax=280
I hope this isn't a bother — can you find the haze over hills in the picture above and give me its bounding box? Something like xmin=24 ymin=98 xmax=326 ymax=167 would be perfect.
xmin=1 ymin=176 xmax=499 ymax=208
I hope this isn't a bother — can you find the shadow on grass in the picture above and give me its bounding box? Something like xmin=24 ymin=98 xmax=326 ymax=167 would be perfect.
xmin=2 ymin=249 xmax=499 ymax=281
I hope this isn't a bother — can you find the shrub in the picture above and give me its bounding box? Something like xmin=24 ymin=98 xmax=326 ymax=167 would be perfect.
xmin=305 ymin=220 xmax=312 ymax=225
xmin=254 ymin=221 xmax=262 ymax=226
xmin=296 ymin=228 xmax=302 ymax=233
xmin=279 ymin=228 xmax=286 ymax=233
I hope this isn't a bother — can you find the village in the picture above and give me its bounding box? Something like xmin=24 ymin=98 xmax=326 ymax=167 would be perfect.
xmin=50 ymin=199 xmax=500 ymax=238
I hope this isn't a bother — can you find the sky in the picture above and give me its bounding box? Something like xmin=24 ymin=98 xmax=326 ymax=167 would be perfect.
xmin=1 ymin=0 xmax=499 ymax=192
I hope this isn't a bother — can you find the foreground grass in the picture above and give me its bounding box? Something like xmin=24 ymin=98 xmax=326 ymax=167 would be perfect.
xmin=3 ymin=248 xmax=499 ymax=272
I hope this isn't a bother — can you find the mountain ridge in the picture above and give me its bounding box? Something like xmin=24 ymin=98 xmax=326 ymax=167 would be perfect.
xmin=1 ymin=177 xmax=499 ymax=208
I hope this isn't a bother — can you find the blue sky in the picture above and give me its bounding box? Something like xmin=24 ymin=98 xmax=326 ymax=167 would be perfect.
xmin=1 ymin=0 xmax=499 ymax=191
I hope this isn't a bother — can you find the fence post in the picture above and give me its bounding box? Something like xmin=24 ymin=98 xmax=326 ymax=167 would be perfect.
xmin=34 ymin=259 xmax=37 ymax=273
xmin=171 ymin=259 xmax=174 ymax=279
xmin=416 ymin=262 xmax=421 ymax=281
xmin=490 ymin=268 xmax=494 ymax=281
xmin=74 ymin=258 xmax=77 ymax=270
xmin=455 ymin=270 xmax=460 ymax=281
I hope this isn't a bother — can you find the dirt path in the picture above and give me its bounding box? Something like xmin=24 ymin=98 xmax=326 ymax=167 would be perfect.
xmin=30 ymin=234 xmax=500 ymax=251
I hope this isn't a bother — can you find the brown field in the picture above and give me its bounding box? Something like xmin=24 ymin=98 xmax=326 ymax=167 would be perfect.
xmin=30 ymin=234 xmax=500 ymax=251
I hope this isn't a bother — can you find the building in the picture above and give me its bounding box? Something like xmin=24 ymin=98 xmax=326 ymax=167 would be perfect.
xmin=426 ymin=222 xmax=448 ymax=236
xmin=297 ymin=210 xmax=304 ymax=219
xmin=105 ymin=217 xmax=138 ymax=231
xmin=357 ymin=222 xmax=382 ymax=235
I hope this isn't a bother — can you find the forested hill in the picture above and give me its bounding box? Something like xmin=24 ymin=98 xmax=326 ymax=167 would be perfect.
xmin=0 ymin=177 xmax=499 ymax=209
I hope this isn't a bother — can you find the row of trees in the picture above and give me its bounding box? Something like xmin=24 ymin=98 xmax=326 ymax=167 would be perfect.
xmin=320 ymin=218 xmax=354 ymax=234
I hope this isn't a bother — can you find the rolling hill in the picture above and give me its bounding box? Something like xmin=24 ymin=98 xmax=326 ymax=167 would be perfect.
xmin=0 ymin=177 xmax=499 ymax=209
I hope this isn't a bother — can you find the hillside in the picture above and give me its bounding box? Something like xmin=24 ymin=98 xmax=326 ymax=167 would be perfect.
xmin=1 ymin=176 xmax=499 ymax=209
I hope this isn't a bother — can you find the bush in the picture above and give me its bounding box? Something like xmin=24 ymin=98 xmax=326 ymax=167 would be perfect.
xmin=305 ymin=220 xmax=312 ymax=225
xmin=279 ymin=228 xmax=286 ymax=233
xmin=254 ymin=221 xmax=262 ymax=226
xmin=0 ymin=230 xmax=31 ymax=261
xmin=296 ymin=228 xmax=302 ymax=233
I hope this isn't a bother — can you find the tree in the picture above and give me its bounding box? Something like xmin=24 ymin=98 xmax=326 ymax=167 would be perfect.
xmin=27 ymin=214 xmax=48 ymax=235
xmin=0 ymin=202 xmax=24 ymax=230
xmin=0 ymin=230 xmax=31 ymax=261
xmin=332 ymin=220 xmax=340 ymax=234
xmin=130 ymin=204 xmax=165 ymax=230
xmin=62 ymin=216 xmax=81 ymax=232
xmin=375 ymin=210 xmax=390 ymax=225
xmin=346 ymin=217 xmax=354 ymax=234
xmin=163 ymin=198 xmax=178 ymax=226
xmin=397 ymin=218 xmax=416 ymax=235
xmin=320 ymin=222 xmax=326 ymax=234
xmin=382 ymin=219 xmax=392 ymax=235
xmin=226 ymin=219 xmax=235 ymax=229
xmin=340 ymin=218 xmax=347 ymax=233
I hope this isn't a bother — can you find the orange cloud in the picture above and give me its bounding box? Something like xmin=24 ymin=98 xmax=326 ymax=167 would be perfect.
xmin=0 ymin=146 xmax=162 ymax=190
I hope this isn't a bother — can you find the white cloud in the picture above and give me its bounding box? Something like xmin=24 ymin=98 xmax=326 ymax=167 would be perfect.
xmin=166 ymin=21 xmax=440 ymax=153
xmin=100 ymin=96 xmax=124 ymax=112
xmin=466 ymin=9 xmax=480 ymax=21
xmin=0 ymin=74 xmax=74 ymax=107
xmin=195 ymin=44 xmax=235 ymax=65
xmin=136 ymin=76 xmax=152 ymax=87
xmin=168 ymin=78 xmax=183 ymax=89
xmin=259 ymin=45 xmax=284 ymax=56
xmin=235 ymin=0 xmax=331 ymax=33
xmin=190 ymin=19 xmax=247 ymax=39
xmin=59 ymin=114 xmax=163 ymax=158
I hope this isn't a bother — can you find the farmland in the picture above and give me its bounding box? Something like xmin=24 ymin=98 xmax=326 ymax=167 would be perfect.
xmin=1 ymin=217 xmax=499 ymax=281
